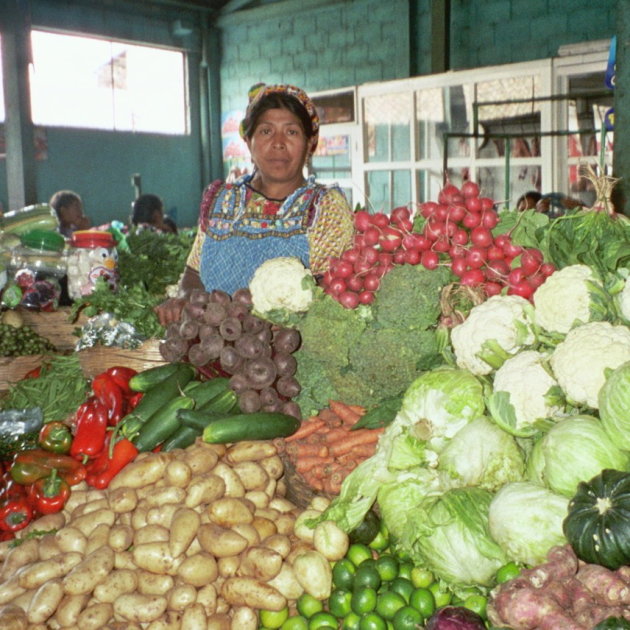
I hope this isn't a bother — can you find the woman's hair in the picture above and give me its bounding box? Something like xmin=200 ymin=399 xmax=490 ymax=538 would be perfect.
xmin=242 ymin=92 xmax=315 ymax=141
xmin=132 ymin=193 xmax=163 ymax=225
xmin=49 ymin=190 xmax=82 ymax=216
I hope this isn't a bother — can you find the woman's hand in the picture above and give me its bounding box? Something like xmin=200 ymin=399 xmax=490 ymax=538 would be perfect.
xmin=154 ymin=297 xmax=187 ymax=326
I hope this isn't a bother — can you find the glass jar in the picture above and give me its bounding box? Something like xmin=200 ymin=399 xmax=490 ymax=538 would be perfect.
xmin=66 ymin=230 xmax=119 ymax=300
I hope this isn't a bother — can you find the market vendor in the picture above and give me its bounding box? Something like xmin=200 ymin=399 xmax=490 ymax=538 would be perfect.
xmin=155 ymin=82 xmax=354 ymax=325
xmin=49 ymin=189 xmax=91 ymax=238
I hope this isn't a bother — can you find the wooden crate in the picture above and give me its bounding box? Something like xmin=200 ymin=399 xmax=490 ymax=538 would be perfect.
xmin=0 ymin=354 xmax=48 ymax=391
xmin=18 ymin=307 xmax=85 ymax=352
xmin=77 ymin=339 xmax=166 ymax=379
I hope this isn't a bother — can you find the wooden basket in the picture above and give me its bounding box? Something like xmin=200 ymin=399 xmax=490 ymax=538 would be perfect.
xmin=280 ymin=451 xmax=333 ymax=509
xmin=0 ymin=354 xmax=48 ymax=391
xmin=18 ymin=307 xmax=85 ymax=352
xmin=77 ymin=339 xmax=165 ymax=379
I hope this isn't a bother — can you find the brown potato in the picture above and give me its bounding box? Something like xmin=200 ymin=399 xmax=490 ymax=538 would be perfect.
xmin=137 ymin=571 xmax=175 ymax=596
xmin=262 ymin=534 xmax=292 ymax=558
xmin=108 ymin=524 xmax=134 ymax=552
xmin=177 ymin=552 xmax=218 ymax=587
xmin=195 ymin=583 xmax=218 ymax=616
xmin=53 ymin=593 xmax=89 ymax=627
xmin=62 ymin=546 xmax=115 ymax=595
xmin=167 ymin=583 xmax=197 ymax=612
xmin=217 ymin=555 xmax=240 ymax=578
xmin=27 ymin=578 xmax=64 ymax=624
xmin=164 ymin=459 xmax=192 ymax=488
xmin=169 ymin=507 xmax=200 ymax=557
xmin=36 ymin=533 xmax=62 ymax=560
xmin=251 ymin=516 xmax=277 ymax=540
xmin=185 ymin=446 xmax=218 ymax=475
xmin=225 ymin=441 xmax=277 ymax=463
xmin=54 ymin=527 xmax=87 ymax=555
xmin=207 ymin=612 xmax=231 ymax=630
xmin=232 ymin=461 xmax=269 ymax=491
xmin=212 ymin=461 xmax=245 ymax=497
xmin=113 ymin=593 xmax=168 ymax=623
xmin=259 ymin=454 xmax=284 ymax=480
xmin=185 ymin=474 xmax=225 ymax=509
xmin=1 ymin=538 xmax=39 ymax=580
xmin=0 ymin=575 xmax=26 ymax=606
xmin=221 ymin=577 xmax=286 ymax=611
xmin=237 ymin=546 xmax=282 ymax=581
xmin=107 ymin=486 xmax=138 ymax=513
xmin=143 ymin=486 xmax=187 ymax=508
xmin=269 ymin=497 xmax=297 ymax=513
xmin=275 ymin=513 xmax=296 ymax=535
xmin=0 ymin=604 xmax=28 ymax=630
xmin=197 ymin=523 xmax=248 ymax=558
xmin=70 ymin=498 xmax=109 ymax=520
xmin=17 ymin=552 xmax=83 ymax=590
xmin=92 ymin=569 xmax=137 ymax=603
xmin=23 ymin=511 xmax=66 ymax=534
xmin=231 ymin=523 xmax=261 ymax=547
xmin=181 ymin=602 xmax=208 ymax=630
xmin=244 ymin=490 xmax=270 ymax=509
xmin=134 ymin=524 xmax=170 ymax=545
xmin=71 ymin=507 xmax=115 ymax=537
xmin=230 ymin=606 xmax=258 ymax=630
xmin=85 ymin=522 xmax=111 ymax=554
xmin=268 ymin=562 xmax=305 ymax=600
xmin=208 ymin=497 xmax=254 ymax=527
xmin=76 ymin=602 xmax=114 ymax=630
xmin=113 ymin=549 xmax=137 ymax=570
xmin=108 ymin=454 xmax=169 ymax=490
xmin=133 ymin=542 xmax=182 ymax=575
xmin=146 ymin=503 xmax=180 ymax=528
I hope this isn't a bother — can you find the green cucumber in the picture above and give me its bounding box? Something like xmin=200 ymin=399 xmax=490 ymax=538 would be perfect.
xmin=176 ymin=387 xmax=239 ymax=432
xmin=186 ymin=377 xmax=232 ymax=409
xmin=202 ymin=412 xmax=300 ymax=444
xmin=161 ymin=425 xmax=201 ymax=452
xmin=133 ymin=395 xmax=195 ymax=452
xmin=129 ymin=362 xmax=191 ymax=392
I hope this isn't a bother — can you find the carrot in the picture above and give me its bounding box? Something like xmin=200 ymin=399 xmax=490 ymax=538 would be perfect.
xmin=347 ymin=403 xmax=367 ymax=415
xmin=296 ymin=455 xmax=330 ymax=474
xmin=329 ymin=428 xmax=384 ymax=457
xmin=318 ymin=408 xmax=344 ymax=427
xmin=344 ymin=442 xmax=378 ymax=459
xmin=329 ymin=400 xmax=364 ymax=426
xmin=284 ymin=417 xmax=325 ymax=442
xmin=327 ymin=469 xmax=346 ymax=494
xmin=322 ymin=427 xmax=353 ymax=443
xmin=286 ymin=442 xmax=329 ymax=459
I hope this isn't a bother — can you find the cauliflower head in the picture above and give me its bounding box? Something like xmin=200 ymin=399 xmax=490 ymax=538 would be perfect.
xmin=550 ymin=321 xmax=630 ymax=408
xmin=489 ymin=350 xmax=563 ymax=436
xmin=249 ymin=256 xmax=314 ymax=318
xmin=450 ymin=295 xmax=535 ymax=376
xmin=533 ymin=264 xmax=607 ymax=334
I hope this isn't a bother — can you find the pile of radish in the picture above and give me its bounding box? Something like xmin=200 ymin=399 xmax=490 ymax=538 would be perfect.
xmin=321 ymin=181 xmax=556 ymax=308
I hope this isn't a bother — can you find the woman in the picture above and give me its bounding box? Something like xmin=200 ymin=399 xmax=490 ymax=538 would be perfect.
xmin=49 ymin=190 xmax=91 ymax=237
xmin=156 ymin=83 xmax=354 ymax=325
xmin=131 ymin=193 xmax=169 ymax=232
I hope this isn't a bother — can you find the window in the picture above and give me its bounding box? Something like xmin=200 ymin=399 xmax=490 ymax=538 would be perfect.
xmin=29 ymin=31 xmax=187 ymax=134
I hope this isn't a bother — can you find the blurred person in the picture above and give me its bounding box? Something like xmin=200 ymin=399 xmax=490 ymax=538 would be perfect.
xmin=131 ymin=193 xmax=168 ymax=232
xmin=49 ymin=190 xmax=91 ymax=237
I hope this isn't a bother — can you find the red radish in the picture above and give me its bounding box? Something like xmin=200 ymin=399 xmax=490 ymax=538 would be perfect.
xmin=396 ymin=218 xmax=413 ymax=232
xmin=507 ymin=267 xmax=525 ymax=286
xmin=420 ymin=201 xmax=439 ymax=218
xmin=363 ymin=226 xmax=380 ymax=246
xmin=481 ymin=211 xmax=499 ymax=229
xmin=438 ymin=184 xmax=461 ymax=205
xmin=520 ymin=248 xmax=544 ymax=275
xmin=363 ymin=274 xmax=381 ymax=292
xmin=334 ymin=260 xmax=354 ymax=278
xmin=485 ymin=259 xmax=510 ymax=281
xmin=503 ymin=241 xmax=524 ymax=259
xmin=339 ymin=291 xmax=360 ymax=309
xmin=449 ymin=243 xmax=467 ymax=259
xmin=360 ymin=245 xmax=379 ymax=265
xmin=342 ymin=247 xmax=360 ymax=263
xmin=470 ymin=226 xmax=493 ymax=248
xmin=528 ymin=272 xmax=546 ymax=289
xmin=372 ymin=212 xmax=389 ymax=228
xmin=540 ymin=262 xmax=556 ymax=277
xmin=358 ymin=291 xmax=375 ymax=305
xmin=379 ymin=226 xmax=404 ymax=252
xmin=449 ymin=204 xmax=467 ymax=222
xmin=508 ymin=280 xmax=535 ymax=299
xmin=487 ymin=244 xmax=505 ymax=261
xmin=391 ymin=206 xmax=411 ymax=224
xmin=494 ymin=233 xmax=510 ymax=248
xmin=452 ymin=229 xmax=470 ymax=246
xmin=464 ymin=196 xmax=483 ymax=213
xmin=435 ymin=204 xmax=450 ymax=221
xmin=465 ymin=246 xmax=488 ymax=269
xmin=462 ymin=212 xmax=482 ymax=229
xmin=378 ymin=252 xmax=394 ymax=266
xmin=480 ymin=197 xmax=495 ymax=212
xmin=451 ymin=257 xmax=468 ymax=277
xmin=393 ymin=250 xmax=407 ymax=264
xmin=433 ymin=237 xmax=451 ymax=253
xmin=461 ymin=181 xmax=480 ymax=198
xmin=328 ymin=278 xmax=346 ymax=295
xmin=421 ymin=250 xmax=439 ymax=269
xmin=461 ymin=269 xmax=485 ymax=285
xmin=484 ymin=281 xmax=503 ymax=296
xmin=404 ymin=248 xmax=422 ymax=265
xmin=354 ymin=210 xmax=372 ymax=232
xmin=347 ymin=275 xmax=364 ymax=292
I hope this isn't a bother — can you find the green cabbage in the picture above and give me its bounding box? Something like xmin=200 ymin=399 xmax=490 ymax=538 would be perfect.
xmin=488 ymin=481 xmax=569 ymax=566
xmin=527 ymin=414 xmax=630 ymax=497
xmin=599 ymin=360 xmax=630 ymax=450
xmin=437 ymin=417 xmax=526 ymax=492
xmin=403 ymin=487 xmax=508 ymax=588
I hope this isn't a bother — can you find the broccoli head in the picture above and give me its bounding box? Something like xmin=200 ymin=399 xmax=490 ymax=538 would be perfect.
xmin=294 ymin=349 xmax=340 ymax=417
xmin=372 ymin=264 xmax=453 ymax=330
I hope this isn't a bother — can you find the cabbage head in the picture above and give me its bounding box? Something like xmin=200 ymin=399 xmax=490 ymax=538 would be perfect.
xmin=599 ymin=360 xmax=630 ymax=450
xmin=438 ymin=417 xmax=526 ymax=492
xmin=404 ymin=487 xmax=508 ymax=588
xmin=488 ymin=481 xmax=569 ymax=566
xmin=527 ymin=414 xmax=630 ymax=497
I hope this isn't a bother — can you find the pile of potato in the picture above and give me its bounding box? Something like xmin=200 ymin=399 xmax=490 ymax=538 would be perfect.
xmin=0 ymin=439 xmax=345 ymax=629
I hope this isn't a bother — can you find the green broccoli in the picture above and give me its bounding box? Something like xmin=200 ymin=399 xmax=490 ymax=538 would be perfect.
xmin=294 ymin=350 xmax=340 ymax=417
xmin=372 ymin=264 xmax=453 ymax=330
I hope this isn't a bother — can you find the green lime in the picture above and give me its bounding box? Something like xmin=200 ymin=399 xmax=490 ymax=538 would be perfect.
xmin=354 ymin=565 xmax=382 ymax=591
xmin=349 ymin=510 xmax=382 ymax=546
xmin=463 ymin=594 xmax=488 ymax=619
xmin=260 ymin=608 xmax=290 ymax=628
xmin=359 ymin=612 xmax=388 ymax=630
xmin=376 ymin=590 xmax=407 ymax=620
xmin=397 ymin=561 xmax=413 ymax=581
xmin=281 ymin=617 xmax=309 ymax=630
xmin=428 ymin=582 xmax=452 ymax=608
xmin=342 ymin=612 xmax=362 ymax=629
xmin=375 ymin=554 xmax=399 ymax=582
xmin=392 ymin=605 xmax=424 ymax=630
xmin=347 ymin=543 xmax=373 ymax=567
xmin=495 ymin=561 xmax=521 ymax=584
xmin=409 ymin=587 xmax=435 ymax=620
xmin=308 ymin=611 xmax=338 ymax=629
xmin=297 ymin=593 xmax=324 ymax=618
xmin=333 ymin=558 xmax=357 ymax=591
xmin=329 ymin=588 xmax=353 ymax=618
xmin=410 ymin=567 xmax=434 ymax=589
xmin=389 ymin=577 xmax=414 ymax=604
xmin=369 ymin=521 xmax=390 ymax=551
xmin=351 ymin=587 xmax=378 ymax=615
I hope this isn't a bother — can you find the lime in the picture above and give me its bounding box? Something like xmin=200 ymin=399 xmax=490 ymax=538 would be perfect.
xmin=388 ymin=577 xmax=414 ymax=604
xmin=347 ymin=543 xmax=373 ymax=567
xmin=329 ymin=588 xmax=353 ymax=619
xmin=495 ymin=561 xmax=521 ymax=584
xmin=463 ymin=593 xmax=488 ymax=619
xmin=369 ymin=521 xmax=390 ymax=552
xmin=260 ymin=608 xmax=290 ymax=628
xmin=349 ymin=510 xmax=382 ymax=545
xmin=376 ymin=590 xmax=407 ymax=620
xmin=397 ymin=561 xmax=413 ymax=581
xmin=351 ymin=586 xmax=378 ymax=615
xmin=410 ymin=567 xmax=434 ymax=589
xmin=342 ymin=612 xmax=362 ymax=629
xmin=354 ymin=564 xmax=382 ymax=591
xmin=308 ymin=611 xmax=338 ymax=629
xmin=409 ymin=587 xmax=435 ymax=620
xmin=392 ymin=605 xmax=424 ymax=630
xmin=333 ymin=558 xmax=357 ymax=591
xmin=281 ymin=617 xmax=309 ymax=630
xmin=359 ymin=612 xmax=388 ymax=630
xmin=428 ymin=582 xmax=452 ymax=608
xmin=375 ymin=554 xmax=399 ymax=582
xmin=297 ymin=593 xmax=324 ymax=618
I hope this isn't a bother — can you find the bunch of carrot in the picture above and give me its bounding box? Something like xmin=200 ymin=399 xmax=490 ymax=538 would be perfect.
xmin=279 ymin=400 xmax=385 ymax=495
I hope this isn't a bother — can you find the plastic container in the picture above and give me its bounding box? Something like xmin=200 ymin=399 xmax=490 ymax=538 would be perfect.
xmin=66 ymin=230 xmax=119 ymax=300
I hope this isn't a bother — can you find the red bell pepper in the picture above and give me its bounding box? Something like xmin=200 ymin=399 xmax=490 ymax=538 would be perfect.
xmin=29 ymin=469 xmax=70 ymax=515
xmin=85 ymin=436 xmax=138 ymax=489
xmin=91 ymin=373 xmax=125 ymax=425
xmin=70 ymin=398 xmax=108 ymax=458
xmin=10 ymin=449 xmax=86 ymax=486
xmin=0 ymin=497 xmax=33 ymax=532
xmin=103 ymin=366 xmax=137 ymax=395
xmin=38 ymin=421 xmax=73 ymax=454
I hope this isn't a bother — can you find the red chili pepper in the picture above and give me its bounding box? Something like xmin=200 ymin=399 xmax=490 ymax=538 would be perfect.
xmin=28 ymin=469 xmax=70 ymax=515
xmin=91 ymin=374 xmax=125 ymax=426
xmin=0 ymin=497 xmax=33 ymax=532
xmin=85 ymin=437 xmax=138 ymax=490
xmin=127 ymin=391 xmax=144 ymax=411
xmin=70 ymin=398 xmax=109 ymax=458
xmin=103 ymin=366 xmax=137 ymax=395
xmin=11 ymin=449 xmax=87 ymax=486
xmin=22 ymin=366 xmax=42 ymax=379
xmin=38 ymin=421 xmax=73 ymax=454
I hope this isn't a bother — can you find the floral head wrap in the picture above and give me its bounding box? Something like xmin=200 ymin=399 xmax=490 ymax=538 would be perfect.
xmin=240 ymin=83 xmax=320 ymax=154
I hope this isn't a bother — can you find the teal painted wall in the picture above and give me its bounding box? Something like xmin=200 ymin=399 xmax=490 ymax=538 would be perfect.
xmin=0 ymin=0 xmax=617 ymax=225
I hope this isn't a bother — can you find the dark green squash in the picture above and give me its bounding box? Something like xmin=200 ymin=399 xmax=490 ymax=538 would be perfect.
xmin=562 ymin=468 xmax=630 ymax=570
xmin=592 ymin=617 xmax=630 ymax=630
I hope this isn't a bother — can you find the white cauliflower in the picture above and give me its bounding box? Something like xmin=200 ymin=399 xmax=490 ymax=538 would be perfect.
xmin=450 ymin=294 xmax=535 ymax=376
xmin=617 ymin=274 xmax=630 ymax=322
xmin=550 ymin=321 xmax=630 ymax=408
xmin=533 ymin=264 xmax=607 ymax=334
xmin=249 ymin=256 xmax=314 ymax=319
xmin=488 ymin=350 xmax=563 ymax=436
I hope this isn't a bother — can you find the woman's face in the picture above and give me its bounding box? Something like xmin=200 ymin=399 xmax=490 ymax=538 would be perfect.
xmin=245 ymin=107 xmax=309 ymax=187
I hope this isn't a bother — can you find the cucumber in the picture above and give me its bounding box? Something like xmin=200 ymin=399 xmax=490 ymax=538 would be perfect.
xmin=177 ymin=410 xmax=224 ymax=432
xmin=1 ymin=204 xmax=58 ymax=235
xmin=133 ymin=395 xmax=195 ymax=452
xmin=129 ymin=362 xmax=192 ymax=392
xmin=176 ymin=386 xmax=239 ymax=431
xmin=161 ymin=425 xmax=201 ymax=452
xmin=202 ymin=412 xmax=300 ymax=444
xmin=186 ymin=377 xmax=233 ymax=409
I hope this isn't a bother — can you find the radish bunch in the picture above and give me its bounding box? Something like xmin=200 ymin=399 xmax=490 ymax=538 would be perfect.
xmin=322 ymin=181 xmax=555 ymax=308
